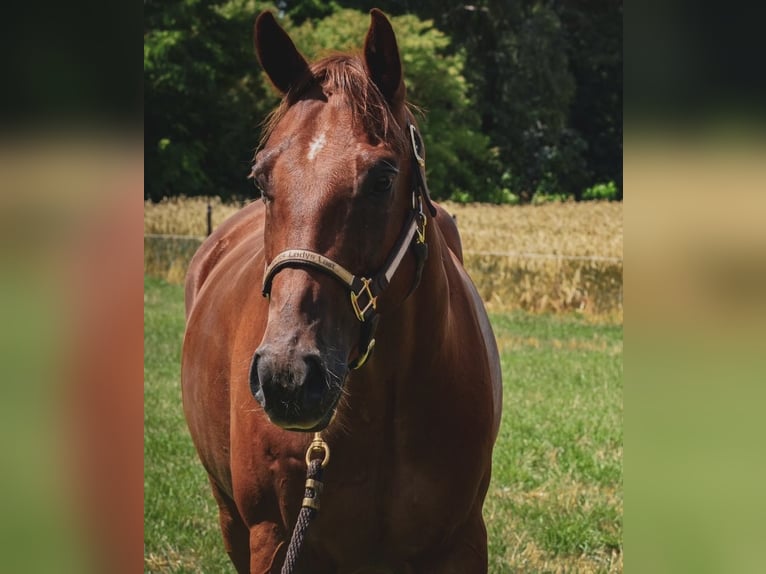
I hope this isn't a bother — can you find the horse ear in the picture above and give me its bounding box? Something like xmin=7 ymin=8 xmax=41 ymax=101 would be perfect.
xmin=363 ymin=9 xmax=405 ymax=106
xmin=254 ymin=11 xmax=310 ymax=94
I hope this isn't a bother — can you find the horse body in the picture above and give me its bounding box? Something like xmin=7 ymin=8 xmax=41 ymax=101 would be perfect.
xmin=182 ymin=10 xmax=501 ymax=573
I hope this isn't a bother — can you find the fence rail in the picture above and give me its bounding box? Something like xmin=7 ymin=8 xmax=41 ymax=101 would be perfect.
xmin=462 ymin=250 xmax=622 ymax=263
xmin=144 ymin=234 xmax=622 ymax=317
xmin=144 ymin=234 xmax=622 ymax=264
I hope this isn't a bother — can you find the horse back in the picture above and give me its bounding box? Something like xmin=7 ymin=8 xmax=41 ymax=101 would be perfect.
xmin=184 ymin=201 xmax=265 ymax=318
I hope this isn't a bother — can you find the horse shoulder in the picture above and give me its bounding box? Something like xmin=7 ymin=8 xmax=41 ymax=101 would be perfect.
xmin=444 ymin=248 xmax=503 ymax=441
xmin=182 ymin=201 xmax=267 ymax=495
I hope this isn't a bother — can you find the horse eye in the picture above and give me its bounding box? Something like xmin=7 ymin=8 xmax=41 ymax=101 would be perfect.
xmin=378 ymin=175 xmax=393 ymax=192
xmin=375 ymin=173 xmax=395 ymax=194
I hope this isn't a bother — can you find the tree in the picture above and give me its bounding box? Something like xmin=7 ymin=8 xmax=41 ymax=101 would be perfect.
xmin=559 ymin=0 xmax=623 ymax=199
xmin=145 ymin=3 xmax=505 ymax=202
xmin=144 ymin=0 xmax=278 ymax=201
xmin=426 ymin=1 xmax=588 ymax=200
xmin=145 ymin=1 xmax=621 ymax=203
xmin=332 ymin=0 xmax=622 ymax=201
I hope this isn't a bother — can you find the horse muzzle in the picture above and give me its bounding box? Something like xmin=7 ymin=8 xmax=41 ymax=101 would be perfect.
xmin=249 ymin=346 xmax=345 ymax=431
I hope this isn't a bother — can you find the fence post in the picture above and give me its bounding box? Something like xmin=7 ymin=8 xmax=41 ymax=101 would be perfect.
xmin=206 ymin=202 xmax=212 ymax=236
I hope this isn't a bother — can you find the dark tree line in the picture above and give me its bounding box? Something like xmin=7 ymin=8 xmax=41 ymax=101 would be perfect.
xmin=145 ymin=0 xmax=622 ymax=203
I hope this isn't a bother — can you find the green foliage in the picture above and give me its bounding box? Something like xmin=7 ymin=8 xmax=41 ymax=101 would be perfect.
xmin=583 ymin=181 xmax=619 ymax=201
xmin=532 ymin=191 xmax=572 ymax=205
xmin=144 ymin=0 xmax=279 ymax=201
xmin=467 ymin=2 xmax=587 ymax=202
xmin=386 ymin=14 xmax=502 ymax=203
xmin=285 ymin=0 xmax=339 ymax=25
xmin=337 ymin=0 xmax=623 ymax=203
xmin=145 ymin=0 xmax=621 ymax=205
xmin=560 ymin=2 xmax=623 ymax=199
xmin=145 ymin=3 xmax=511 ymax=203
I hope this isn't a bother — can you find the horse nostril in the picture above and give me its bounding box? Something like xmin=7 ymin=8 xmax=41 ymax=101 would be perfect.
xmin=249 ymin=350 xmax=266 ymax=404
xmin=301 ymin=354 xmax=326 ymax=405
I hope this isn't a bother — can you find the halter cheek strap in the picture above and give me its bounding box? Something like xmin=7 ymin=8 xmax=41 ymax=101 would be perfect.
xmin=261 ymin=122 xmax=434 ymax=369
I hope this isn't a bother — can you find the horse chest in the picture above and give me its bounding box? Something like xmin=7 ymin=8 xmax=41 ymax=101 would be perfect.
xmin=312 ymin=438 xmax=482 ymax=565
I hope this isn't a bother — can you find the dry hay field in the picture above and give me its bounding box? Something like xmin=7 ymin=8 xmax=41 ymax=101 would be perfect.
xmin=144 ymin=197 xmax=622 ymax=319
xmin=444 ymin=201 xmax=622 ymax=318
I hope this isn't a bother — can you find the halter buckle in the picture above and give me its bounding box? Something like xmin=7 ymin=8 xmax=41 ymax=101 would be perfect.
xmin=416 ymin=212 xmax=427 ymax=244
xmin=350 ymin=277 xmax=377 ymax=321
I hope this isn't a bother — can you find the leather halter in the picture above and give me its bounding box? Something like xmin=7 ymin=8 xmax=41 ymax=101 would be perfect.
xmin=261 ymin=121 xmax=436 ymax=370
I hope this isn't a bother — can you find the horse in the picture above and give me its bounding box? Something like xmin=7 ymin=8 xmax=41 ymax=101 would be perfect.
xmin=182 ymin=9 xmax=502 ymax=573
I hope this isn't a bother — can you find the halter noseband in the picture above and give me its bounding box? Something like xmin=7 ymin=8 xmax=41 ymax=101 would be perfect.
xmin=261 ymin=121 xmax=436 ymax=370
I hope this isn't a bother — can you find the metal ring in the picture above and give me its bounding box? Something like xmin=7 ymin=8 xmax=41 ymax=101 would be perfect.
xmin=305 ymin=433 xmax=331 ymax=468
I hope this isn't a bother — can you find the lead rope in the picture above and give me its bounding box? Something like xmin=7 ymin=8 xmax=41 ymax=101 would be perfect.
xmin=281 ymin=433 xmax=331 ymax=574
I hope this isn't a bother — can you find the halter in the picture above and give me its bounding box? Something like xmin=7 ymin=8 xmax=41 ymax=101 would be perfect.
xmin=261 ymin=121 xmax=436 ymax=369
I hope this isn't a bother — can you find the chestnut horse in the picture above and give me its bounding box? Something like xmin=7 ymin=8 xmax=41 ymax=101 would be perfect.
xmin=182 ymin=9 xmax=502 ymax=573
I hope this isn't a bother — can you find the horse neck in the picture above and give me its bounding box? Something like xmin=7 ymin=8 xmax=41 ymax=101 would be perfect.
xmin=369 ymin=219 xmax=452 ymax=376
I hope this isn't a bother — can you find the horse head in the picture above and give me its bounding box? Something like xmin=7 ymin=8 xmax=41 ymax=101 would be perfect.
xmin=248 ymin=10 xmax=433 ymax=431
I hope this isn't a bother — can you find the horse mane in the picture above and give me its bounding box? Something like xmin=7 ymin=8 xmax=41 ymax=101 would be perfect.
xmin=259 ymin=53 xmax=409 ymax=153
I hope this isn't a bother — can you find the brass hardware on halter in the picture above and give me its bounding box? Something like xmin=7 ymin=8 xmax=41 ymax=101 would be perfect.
xmin=305 ymin=432 xmax=331 ymax=468
xmin=350 ymin=278 xmax=377 ymax=321
xmin=351 ymin=337 xmax=376 ymax=370
xmin=416 ymin=213 xmax=427 ymax=245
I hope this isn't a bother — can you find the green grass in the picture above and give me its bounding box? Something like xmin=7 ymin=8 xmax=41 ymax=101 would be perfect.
xmin=144 ymin=277 xmax=623 ymax=572
xmin=487 ymin=312 xmax=623 ymax=572
xmin=144 ymin=277 xmax=232 ymax=573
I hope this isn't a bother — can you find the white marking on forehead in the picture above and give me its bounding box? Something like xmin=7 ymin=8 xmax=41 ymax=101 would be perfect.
xmin=307 ymin=131 xmax=327 ymax=161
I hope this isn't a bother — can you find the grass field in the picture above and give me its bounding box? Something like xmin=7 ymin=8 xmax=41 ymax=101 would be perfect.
xmin=144 ymin=276 xmax=622 ymax=573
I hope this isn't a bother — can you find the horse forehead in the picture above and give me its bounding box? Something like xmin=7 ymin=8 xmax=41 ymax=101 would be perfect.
xmin=278 ymin=98 xmax=363 ymax=160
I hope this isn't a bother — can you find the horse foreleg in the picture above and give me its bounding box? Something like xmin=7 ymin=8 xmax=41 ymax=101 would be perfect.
xmin=208 ymin=478 xmax=250 ymax=573
xmin=249 ymin=521 xmax=288 ymax=574
xmin=413 ymin=511 xmax=489 ymax=574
